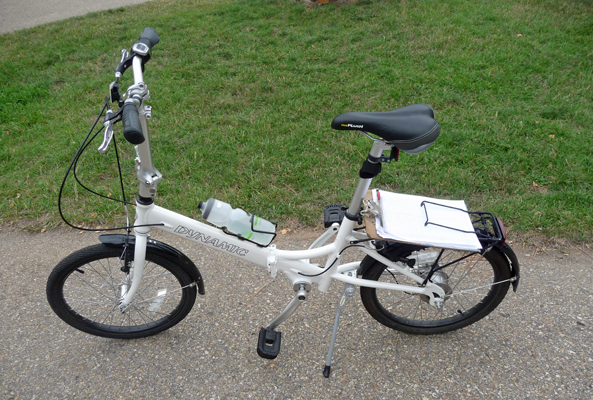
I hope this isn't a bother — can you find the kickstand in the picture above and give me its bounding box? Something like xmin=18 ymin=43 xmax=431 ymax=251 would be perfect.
xmin=323 ymin=283 xmax=355 ymax=378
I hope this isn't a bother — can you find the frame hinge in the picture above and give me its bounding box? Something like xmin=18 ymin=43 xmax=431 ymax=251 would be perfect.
xmin=267 ymin=245 xmax=277 ymax=278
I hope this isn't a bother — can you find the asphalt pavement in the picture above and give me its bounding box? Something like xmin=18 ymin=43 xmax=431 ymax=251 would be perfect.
xmin=1 ymin=1 xmax=592 ymax=398
xmin=0 ymin=0 xmax=155 ymax=35
xmin=0 ymin=225 xmax=592 ymax=399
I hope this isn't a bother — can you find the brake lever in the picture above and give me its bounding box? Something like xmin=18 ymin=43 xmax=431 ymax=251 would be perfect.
xmin=115 ymin=48 xmax=135 ymax=80
xmin=120 ymin=48 xmax=129 ymax=63
xmin=98 ymin=108 xmax=122 ymax=153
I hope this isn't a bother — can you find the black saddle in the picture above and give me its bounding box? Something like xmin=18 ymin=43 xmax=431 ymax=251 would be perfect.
xmin=331 ymin=104 xmax=440 ymax=154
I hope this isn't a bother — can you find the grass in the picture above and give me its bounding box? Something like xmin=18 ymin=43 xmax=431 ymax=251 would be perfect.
xmin=0 ymin=0 xmax=592 ymax=241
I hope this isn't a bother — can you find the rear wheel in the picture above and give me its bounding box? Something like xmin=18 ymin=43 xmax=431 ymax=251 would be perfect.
xmin=47 ymin=244 xmax=197 ymax=339
xmin=360 ymin=245 xmax=510 ymax=334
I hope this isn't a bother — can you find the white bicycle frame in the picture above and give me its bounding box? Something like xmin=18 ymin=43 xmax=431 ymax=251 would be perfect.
xmin=118 ymin=55 xmax=447 ymax=313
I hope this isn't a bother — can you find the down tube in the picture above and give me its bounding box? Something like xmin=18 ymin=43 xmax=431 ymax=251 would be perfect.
xmin=140 ymin=204 xmax=272 ymax=266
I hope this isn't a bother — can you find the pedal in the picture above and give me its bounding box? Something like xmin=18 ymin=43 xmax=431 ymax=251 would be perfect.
xmin=257 ymin=328 xmax=282 ymax=359
xmin=323 ymin=204 xmax=346 ymax=228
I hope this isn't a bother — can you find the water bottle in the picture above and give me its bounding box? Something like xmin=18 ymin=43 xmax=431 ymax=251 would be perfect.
xmin=198 ymin=198 xmax=276 ymax=246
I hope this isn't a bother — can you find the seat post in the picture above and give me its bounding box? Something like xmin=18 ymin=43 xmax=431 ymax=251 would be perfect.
xmin=346 ymin=139 xmax=394 ymax=219
xmin=346 ymin=178 xmax=373 ymax=219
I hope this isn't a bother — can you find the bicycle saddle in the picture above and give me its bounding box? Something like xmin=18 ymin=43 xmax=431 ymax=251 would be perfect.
xmin=331 ymin=104 xmax=440 ymax=154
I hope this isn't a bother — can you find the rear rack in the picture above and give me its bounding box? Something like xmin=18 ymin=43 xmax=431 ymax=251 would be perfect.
xmin=469 ymin=211 xmax=506 ymax=249
xmin=418 ymin=200 xmax=506 ymax=250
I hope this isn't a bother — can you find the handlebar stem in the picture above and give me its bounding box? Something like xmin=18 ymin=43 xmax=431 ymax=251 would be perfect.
xmin=134 ymin=109 xmax=162 ymax=200
xmin=125 ymin=55 xmax=161 ymax=200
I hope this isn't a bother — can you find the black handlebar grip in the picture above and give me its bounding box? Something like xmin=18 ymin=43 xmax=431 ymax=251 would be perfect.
xmin=122 ymin=103 xmax=145 ymax=144
xmin=138 ymin=27 xmax=160 ymax=50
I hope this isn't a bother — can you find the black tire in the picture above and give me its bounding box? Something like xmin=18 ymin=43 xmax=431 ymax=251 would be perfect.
xmin=47 ymin=244 xmax=197 ymax=339
xmin=360 ymin=245 xmax=511 ymax=335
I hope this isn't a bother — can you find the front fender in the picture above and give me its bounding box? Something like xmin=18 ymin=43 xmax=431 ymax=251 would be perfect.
xmin=99 ymin=234 xmax=205 ymax=295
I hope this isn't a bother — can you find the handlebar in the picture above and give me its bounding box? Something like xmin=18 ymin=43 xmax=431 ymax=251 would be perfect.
xmin=138 ymin=27 xmax=160 ymax=51
xmin=122 ymin=102 xmax=145 ymax=144
xmin=100 ymin=28 xmax=159 ymax=151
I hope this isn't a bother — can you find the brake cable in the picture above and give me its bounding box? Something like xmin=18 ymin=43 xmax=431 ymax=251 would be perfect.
xmin=57 ymin=100 xmax=160 ymax=232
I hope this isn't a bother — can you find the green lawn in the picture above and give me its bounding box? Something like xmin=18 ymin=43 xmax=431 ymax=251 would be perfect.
xmin=1 ymin=0 xmax=592 ymax=240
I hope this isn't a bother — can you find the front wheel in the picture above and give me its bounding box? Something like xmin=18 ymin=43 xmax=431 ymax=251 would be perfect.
xmin=360 ymin=245 xmax=511 ymax=335
xmin=47 ymin=244 xmax=197 ymax=339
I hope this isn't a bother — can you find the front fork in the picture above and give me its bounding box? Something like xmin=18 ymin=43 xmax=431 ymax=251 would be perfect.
xmin=117 ymin=88 xmax=160 ymax=311
xmin=118 ymin=225 xmax=150 ymax=312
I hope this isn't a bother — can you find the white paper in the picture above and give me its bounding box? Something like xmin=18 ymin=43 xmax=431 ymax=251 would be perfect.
xmin=372 ymin=189 xmax=482 ymax=251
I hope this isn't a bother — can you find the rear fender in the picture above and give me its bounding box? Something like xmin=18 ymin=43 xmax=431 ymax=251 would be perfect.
xmin=99 ymin=234 xmax=205 ymax=295
xmin=500 ymin=243 xmax=520 ymax=292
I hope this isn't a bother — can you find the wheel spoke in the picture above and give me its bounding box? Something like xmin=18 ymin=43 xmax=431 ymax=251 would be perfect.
xmin=47 ymin=244 xmax=197 ymax=338
xmin=360 ymin=245 xmax=510 ymax=334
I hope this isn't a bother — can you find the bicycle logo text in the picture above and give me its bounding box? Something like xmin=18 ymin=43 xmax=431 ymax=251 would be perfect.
xmin=174 ymin=225 xmax=250 ymax=256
